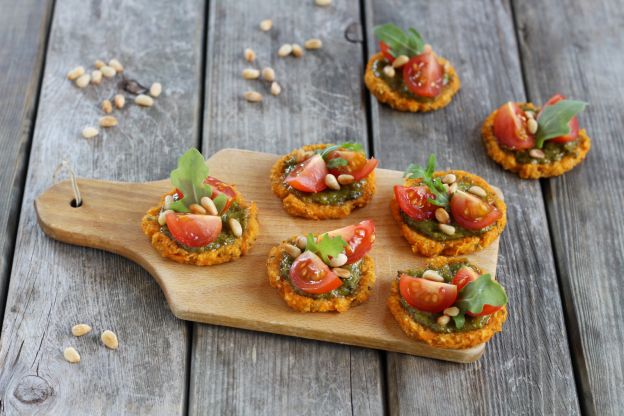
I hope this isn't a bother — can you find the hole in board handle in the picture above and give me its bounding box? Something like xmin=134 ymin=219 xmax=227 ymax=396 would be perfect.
xmin=70 ymin=198 xmax=82 ymax=208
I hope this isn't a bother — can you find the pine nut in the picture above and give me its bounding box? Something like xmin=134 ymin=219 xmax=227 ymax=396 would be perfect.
xmin=278 ymin=44 xmax=293 ymax=57
xmin=81 ymin=126 xmax=99 ymax=139
xmin=468 ymin=185 xmax=487 ymax=198
xmin=442 ymin=173 xmax=456 ymax=184
xmin=437 ymin=315 xmax=450 ymax=326
xmin=242 ymin=68 xmax=260 ymax=80
xmin=304 ymin=38 xmax=322 ymax=50
xmin=292 ymin=44 xmax=304 ymax=57
xmin=329 ymin=253 xmax=348 ymax=268
xmin=100 ymin=65 xmax=116 ymax=78
xmin=75 ymin=74 xmax=91 ymax=88
xmin=164 ymin=195 xmax=173 ymax=210
xmin=64 ymin=347 xmax=81 ymax=363
xmin=284 ymin=244 xmax=302 ymax=258
xmin=444 ymin=306 xmax=460 ymax=317
xmin=189 ymin=203 xmax=206 ymax=215
xmin=262 ymin=67 xmax=275 ymax=81
xmin=200 ymin=196 xmax=218 ymax=215
xmin=333 ymin=267 xmax=351 ymax=279
xmin=392 ymin=55 xmax=409 ymax=68
xmin=150 ymin=82 xmax=162 ymax=97
xmin=422 ymin=270 xmax=444 ymax=282
xmin=529 ymin=149 xmax=545 ymax=159
xmin=114 ymin=94 xmax=125 ymax=109
xmin=71 ymin=324 xmax=92 ymax=337
xmin=325 ymin=174 xmax=340 ymax=190
xmin=101 ymin=330 xmax=119 ymax=349
xmin=295 ymin=236 xmax=307 ymax=249
xmin=270 ymin=82 xmax=281 ymax=96
xmin=439 ymin=223 xmax=456 ymax=235
xmin=525 ymin=110 xmax=535 ymax=119
xmin=244 ymin=91 xmax=263 ymax=102
xmin=316 ymin=0 xmax=332 ymax=5
xmin=91 ymin=70 xmax=102 ymax=85
xmin=158 ymin=210 xmax=172 ymax=226
xmin=337 ymin=174 xmax=354 ymax=185
xmin=108 ymin=58 xmax=124 ymax=73
xmin=244 ymin=48 xmax=256 ymax=62
xmin=95 ymin=59 xmax=105 ymax=69
xmin=527 ymin=118 xmax=538 ymax=134
xmin=101 ymin=99 xmax=113 ymax=114
xmin=435 ymin=208 xmax=450 ymax=224
xmin=449 ymin=182 xmax=458 ymax=194
xmin=99 ymin=116 xmax=118 ymax=128
xmin=260 ymin=19 xmax=272 ymax=31
xmin=135 ymin=94 xmax=154 ymax=107
xmin=423 ymin=44 xmax=432 ymax=54
xmin=383 ymin=66 xmax=395 ymax=78
xmin=67 ymin=66 xmax=85 ymax=80
xmin=229 ymin=218 xmax=243 ymax=237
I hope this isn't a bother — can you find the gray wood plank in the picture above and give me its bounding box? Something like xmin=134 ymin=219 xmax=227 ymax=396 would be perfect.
xmin=189 ymin=1 xmax=384 ymax=415
xmin=0 ymin=0 xmax=205 ymax=414
xmin=0 ymin=0 xmax=53 ymax=322
xmin=365 ymin=0 xmax=580 ymax=414
xmin=513 ymin=0 xmax=624 ymax=414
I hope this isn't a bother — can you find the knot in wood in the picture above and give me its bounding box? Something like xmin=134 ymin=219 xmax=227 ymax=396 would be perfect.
xmin=13 ymin=375 xmax=53 ymax=404
xmin=344 ymin=22 xmax=362 ymax=43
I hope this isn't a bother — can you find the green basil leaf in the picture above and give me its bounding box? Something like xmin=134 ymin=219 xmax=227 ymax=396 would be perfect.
xmin=536 ymin=99 xmax=587 ymax=148
xmin=456 ymin=274 xmax=507 ymax=315
xmin=452 ymin=313 xmax=465 ymax=329
xmin=170 ymin=148 xmax=212 ymax=210
xmin=320 ymin=142 xmax=364 ymax=159
xmin=168 ymin=200 xmax=189 ymax=213
xmin=403 ymin=154 xmax=449 ymax=208
xmin=326 ymin=158 xmax=349 ymax=169
xmin=213 ymin=194 xmax=228 ymax=214
xmin=373 ymin=23 xmax=424 ymax=58
xmin=306 ymin=233 xmax=348 ymax=264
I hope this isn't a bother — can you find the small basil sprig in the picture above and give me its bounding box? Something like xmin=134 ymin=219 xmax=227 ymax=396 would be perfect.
xmin=373 ymin=23 xmax=424 ymax=58
xmin=535 ymin=99 xmax=587 ymax=148
xmin=318 ymin=142 xmax=365 ymax=168
xmin=452 ymin=274 xmax=507 ymax=329
xmin=403 ymin=154 xmax=449 ymax=208
xmin=306 ymin=233 xmax=348 ymax=264
xmin=169 ymin=148 xmax=213 ymax=213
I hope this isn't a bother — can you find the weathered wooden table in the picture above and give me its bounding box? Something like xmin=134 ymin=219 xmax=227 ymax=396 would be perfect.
xmin=0 ymin=0 xmax=621 ymax=414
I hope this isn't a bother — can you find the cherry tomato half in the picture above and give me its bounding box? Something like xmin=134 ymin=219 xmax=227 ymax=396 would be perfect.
xmin=326 ymin=219 xmax=375 ymax=264
xmin=399 ymin=274 xmax=457 ymax=313
xmin=284 ymin=154 xmax=328 ymax=193
xmin=451 ymin=266 xmax=479 ymax=291
xmin=493 ymin=102 xmax=535 ymax=150
xmin=325 ymin=150 xmax=367 ymax=176
xmin=290 ymin=251 xmax=342 ymax=294
xmin=380 ymin=41 xmax=395 ymax=63
xmin=394 ymin=185 xmax=437 ymax=221
xmin=402 ymin=52 xmax=444 ymax=98
xmin=450 ymin=190 xmax=501 ymax=231
xmin=539 ymin=94 xmax=579 ymax=143
xmin=165 ymin=212 xmax=222 ymax=247
xmin=204 ymin=176 xmax=236 ymax=212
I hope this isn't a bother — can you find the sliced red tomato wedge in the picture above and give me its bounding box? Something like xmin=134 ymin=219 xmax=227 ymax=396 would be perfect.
xmin=450 ymin=190 xmax=501 ymax=231
xmin=290 ymin=251 xmax=342 ymax=295
xmin=399 ymin=274 xmax=457 ymax=313
xmin=325 ymin=149 xmax=378 ymax=181
xmin=539 ymin=94 xmax=579 ymax=143
xmin=284 ymin=154 xmax=328 ymax=193
xmin=394 ymin=185 xmax=437 ymax=221
xmin=467 ymin=304 xmax=503 ymax=317
xmin=204 ymin=176 xmax=236 ymax=212
xmin=165 ymin=212 xmax=222 ymax=247
xmin=451 ymin=266 xmax=479 ymax=291
xmin=402 ymin=52 xmax=444 ymax=98
xmin=493 ymin=102 xmax=535 ymax=150
xmin=379 ymin=41 xmax=395 ymax=63
xmin=352 ymin=158 xmax=378 ymax=181
xmin=326 ymin=220 xmax=375 ymax=264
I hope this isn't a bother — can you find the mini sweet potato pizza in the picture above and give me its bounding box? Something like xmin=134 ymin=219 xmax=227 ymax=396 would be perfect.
xmin=142 ymin=148 xmax=259 ymax=266
xmin=483 ymin=94 xmax=591 ymax=179
xmin=364 ymin=23 xmax=460 ymax=112
xmin=391 ymin=155 xmax=506 ymax=257
xmin=267 ymin=220 xmax=375 ymax=313
xmin=387 ymin=257 xmax=507 ymax=349
xmin=270 ymin=143 xmax=377 ymax=219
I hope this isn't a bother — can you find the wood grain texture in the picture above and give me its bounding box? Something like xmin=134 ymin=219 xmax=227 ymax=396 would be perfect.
xmin=513 ymin=0 xmax=624 ymax=414
xmin=0 ymin=0 xmax=204 ymax=414
xmin=0 ymin=0 xmax=53 ymax=321
xmin=192 ymin=1 xmax=384 ymax=415
xmin=365 ymin=0 xmax=580 ymax=414
xmin=35 ymin=149 xmax=500 ymax=361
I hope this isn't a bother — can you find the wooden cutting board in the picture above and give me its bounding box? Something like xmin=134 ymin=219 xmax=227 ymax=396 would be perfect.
xmin=35 ymin=148 xmax=501 ymax=363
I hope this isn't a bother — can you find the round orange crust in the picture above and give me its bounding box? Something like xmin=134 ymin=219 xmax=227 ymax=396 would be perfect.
xmin=387 ymin=256 xmax=507 ymax=349
xmin=266 ymin=242 xmax=375 ymax=313
xmin=141 ymin=190 xmax=259 ymax=266
xmin=364 ymin=52 xmax=460 ymax=112
xmin=390 ymin=171 xmax=506 ymax=257
xmin=482 ymin=103 xmax=592 ymax=179
xmin=270 ymin=144 xmax=376 ymax=219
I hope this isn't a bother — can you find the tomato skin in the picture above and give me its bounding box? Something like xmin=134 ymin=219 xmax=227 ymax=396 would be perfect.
xmin=326 ymin=220 xmax=375 ymax=264
xmin=540 ymin=94 xmax=579 ymax=143
xmin=394 ymin=185 xmax=437 ymax=221
xmin=399 ymin=274 xmax=458 ymax=313
xmin=284 ymin=154 xmax=328 ymax=193
xmin=402 ymin=52 xmax=444 ymax=98
xmin=352 ymin=158 xmax=378 ymax=181
xmin=290 ymin=251 xmax=342 ymax=294
xmin=204 ymin=176 xmax=236 ymax=212
xmin=466 ymin=304 xmax=503 ymax=317
xmin=165 ymin=212 xmax=222 ymax=247
xmin=380 ymin=41 xmax=395 ymax=63
xmin=325 ymin=149 xmax=378 ymax=181
xmin=450 ymin=190 xmax=501 ymax=231
xmin=451 ymin=266 xmax=479 ymax=291
xmin=493 ymin=102 xmax=536 ymax=150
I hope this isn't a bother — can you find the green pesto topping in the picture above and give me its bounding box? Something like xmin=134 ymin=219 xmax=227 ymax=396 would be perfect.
xmin=513 ymin=140 xmax=579 ymax=164
xmin=371 ymin=57 xmax=450 ymax=102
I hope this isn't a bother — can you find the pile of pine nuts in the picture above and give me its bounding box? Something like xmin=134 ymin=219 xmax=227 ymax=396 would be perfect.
xmin=63 ymin=324 xmax=119 ymax=364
